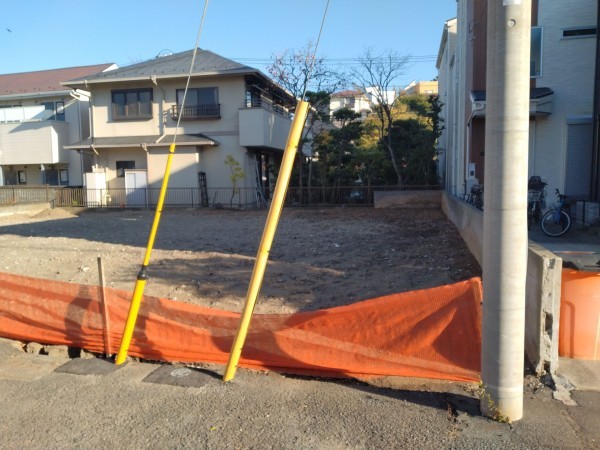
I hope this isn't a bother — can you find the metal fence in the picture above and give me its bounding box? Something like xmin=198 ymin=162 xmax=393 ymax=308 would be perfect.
xmin=0 ymin=185 xmax=441 ymax=209
xmin=0 ymin=186 xmax=54 ymax=205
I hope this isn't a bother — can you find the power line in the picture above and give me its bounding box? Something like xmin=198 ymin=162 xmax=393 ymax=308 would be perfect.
xmin=232 ymin=55 xmax=438 ymax=65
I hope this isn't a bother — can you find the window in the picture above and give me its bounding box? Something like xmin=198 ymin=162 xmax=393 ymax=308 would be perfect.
xmin=59 ymin=169 xmax=69 ymax=184
xmin=112 ymin=89 xmax=153 ymax=120
xmin=530 ymin=27 xmax=543 ymax=78
xmin=563 ymin=27 xmax=597 ymax=39
xmin=116 ymin=160 xmax=135 ymax=177
xmin=17 ymin=170 xmax=27 ymax=184
xmin=41 ymin=101 xmax=65 ymax=121
xmin=173 ymin=87 xmax=220 ymax=119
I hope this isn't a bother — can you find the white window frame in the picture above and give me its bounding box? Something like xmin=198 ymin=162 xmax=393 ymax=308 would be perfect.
xmin=531 ymin=26 xmax=543 ymax=79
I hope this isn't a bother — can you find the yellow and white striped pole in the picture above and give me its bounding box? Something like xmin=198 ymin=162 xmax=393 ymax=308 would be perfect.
xmin=115 ymin=142 xmax=177 ymax=365
xmin=223 ymin=100 xmax=309 ymax=381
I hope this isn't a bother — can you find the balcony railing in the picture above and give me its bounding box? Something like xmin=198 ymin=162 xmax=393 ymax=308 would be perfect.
xmin=242 ymin=98 xmax=292 ymax=119
xmin=171 ymin=104 xmax=221 ymax=120
xmin=0 ymin=106 xmax=61 ymax=123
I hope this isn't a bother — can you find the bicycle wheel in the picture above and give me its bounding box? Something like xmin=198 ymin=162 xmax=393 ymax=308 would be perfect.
xmin=540 ymin=209 xmax=571 ymax=237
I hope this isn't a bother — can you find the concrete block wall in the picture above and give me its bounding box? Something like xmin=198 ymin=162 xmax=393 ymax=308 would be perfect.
xmin=440 ymin=192 xmax=562 ymax=376
xmin=441 ymin=192 xmax=483 ymax=266
xmin=525 ymin=243 xmax=562 ymax=375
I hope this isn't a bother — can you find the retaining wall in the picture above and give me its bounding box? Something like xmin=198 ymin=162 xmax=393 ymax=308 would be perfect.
xmin=440 ymin=191 xmax=562 ymax=375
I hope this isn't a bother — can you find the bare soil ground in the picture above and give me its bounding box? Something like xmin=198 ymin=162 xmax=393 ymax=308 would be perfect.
xmin=0 ymin=206 xmax=481 ymax=314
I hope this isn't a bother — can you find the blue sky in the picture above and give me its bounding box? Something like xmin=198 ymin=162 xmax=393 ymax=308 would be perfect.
xmin=1 ymin=0 xmax=457 ymax=89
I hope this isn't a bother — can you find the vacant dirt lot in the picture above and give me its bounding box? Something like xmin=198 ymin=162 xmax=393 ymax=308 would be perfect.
xmin=0 ymin=206 xmax=481 ymax=314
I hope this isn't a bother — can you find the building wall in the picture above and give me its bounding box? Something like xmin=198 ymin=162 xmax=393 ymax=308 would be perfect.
xmin=147 ymin=146 xmax=199 ymax=189
xmin=442 ymin=0 xmax=596 ymax=199
xmin=91 ymin=76 xmax=246 ymax=138
xmin=455 ymin=0 xmax=468 ymax=196
xmin=0 ymin=93 xmax=86 ymax=186
xmin=94 ymin=147 xmax=148 ymax=190
xmin=87 ymin=76 xmax=278 ymax=192
xmin=466 ymin=0 xmax=487 ymax=183
xmin=532 ymin=0 xmax=597 ymax=196
xmin=437 ymin=18 xmax=458 ymax=189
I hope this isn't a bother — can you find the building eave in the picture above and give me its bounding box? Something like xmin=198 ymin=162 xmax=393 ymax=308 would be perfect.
xmin=0 ymin=90 xmax=73 ymax=101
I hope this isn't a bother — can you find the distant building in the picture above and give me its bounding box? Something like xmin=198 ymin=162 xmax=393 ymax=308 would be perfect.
xmin=364 ymin=87 xmax=397 ymax=106
xmin=328 ymin=86 xmax=399 ymax=123
xmin=402 ymin=80 xmax=438 ymax=96
xmin=329 ymin=90 xmax=372 ymax=118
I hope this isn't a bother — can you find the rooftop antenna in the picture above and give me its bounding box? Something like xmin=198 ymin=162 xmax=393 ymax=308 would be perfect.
xmin=155 ymin=49 xmax=173 ymax=58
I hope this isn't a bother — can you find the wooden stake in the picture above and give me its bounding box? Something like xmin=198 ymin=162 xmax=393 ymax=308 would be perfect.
xmin=97 ymin=256 xmax=112 ymax=357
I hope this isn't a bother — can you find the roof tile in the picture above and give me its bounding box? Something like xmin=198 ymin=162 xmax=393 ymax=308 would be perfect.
xmin=0 ymin=64 xmax=115 ymax=96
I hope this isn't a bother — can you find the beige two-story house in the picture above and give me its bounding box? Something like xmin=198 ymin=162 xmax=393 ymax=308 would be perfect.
xmin=63 ymin=49 xmax=297 ymax=207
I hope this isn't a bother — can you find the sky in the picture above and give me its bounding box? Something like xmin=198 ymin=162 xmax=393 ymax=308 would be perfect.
xmin=0 ymin=0 xmax=457 ymax=90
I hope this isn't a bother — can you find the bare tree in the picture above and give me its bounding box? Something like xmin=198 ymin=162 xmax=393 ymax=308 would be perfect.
xmin=268 ymin=42 xmax=346 ymax=196
xmin=351 ymin=48 xmax=410 ymax=184
xmin=269 ymin=41 xmax=345 ymax=99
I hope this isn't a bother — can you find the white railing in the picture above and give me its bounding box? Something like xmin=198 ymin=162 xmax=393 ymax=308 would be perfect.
xmin=0 ymin=106 xmax=53 ymax=123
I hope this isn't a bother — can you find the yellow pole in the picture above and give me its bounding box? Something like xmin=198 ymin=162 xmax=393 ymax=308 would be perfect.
xmin=223 ymin=100 xmax=309 ymax=382
xmin=115 ymin=142 xmax=177 ymax=365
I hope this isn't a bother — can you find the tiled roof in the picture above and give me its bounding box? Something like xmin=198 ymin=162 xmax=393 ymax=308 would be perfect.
xmin=64 ymin=49 xmax=258 ymax=85
xmin=0 ymin=64 xmax=115 ymax=97
xmin=331 ymin=90 xmax=364 ymax=98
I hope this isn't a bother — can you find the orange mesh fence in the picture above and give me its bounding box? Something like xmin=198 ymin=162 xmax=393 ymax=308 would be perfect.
xmin=0 ymin=272 xmax=482 ymax=382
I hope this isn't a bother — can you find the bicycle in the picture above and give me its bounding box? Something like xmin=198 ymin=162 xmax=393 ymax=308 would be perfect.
xmin=540 ymin=188 xmax=571 ymax=237
xmin=468 ymin=183 xmax=484 ymax=210
xmin=527 ymin=176 xmax=546 ymax=230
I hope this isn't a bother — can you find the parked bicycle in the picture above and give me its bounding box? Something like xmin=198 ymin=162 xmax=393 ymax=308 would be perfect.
xmin=540 ymin=188 xmax=571 ymax=237
xmin=527 ymin=176 xmax=546 ymax=230
xmin=468 ymin=184 xmax=484 ymax=210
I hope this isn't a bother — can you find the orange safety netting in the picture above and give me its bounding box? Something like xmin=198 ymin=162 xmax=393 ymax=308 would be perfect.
xmin=0 ymin=272 xmax=482 ymax=382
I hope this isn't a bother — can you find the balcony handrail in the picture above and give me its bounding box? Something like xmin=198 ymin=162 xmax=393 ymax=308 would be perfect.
xmin=171 ymin=103 xmax=221 ymax=120
xmin=241 ymin=98 xmax=292 ymax=119
xmin=0 ymin=105 xmax=56 ymax=123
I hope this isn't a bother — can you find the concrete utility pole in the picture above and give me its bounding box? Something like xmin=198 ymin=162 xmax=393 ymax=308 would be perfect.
xmin=481 ymin=0 xmax=531 ymax=421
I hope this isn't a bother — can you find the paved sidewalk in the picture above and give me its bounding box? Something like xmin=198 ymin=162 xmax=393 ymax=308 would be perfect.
xmin=1 ymin=340 xmax=599 ymax=449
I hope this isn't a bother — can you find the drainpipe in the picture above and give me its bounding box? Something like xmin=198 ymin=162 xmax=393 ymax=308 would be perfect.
xmin=151 ymin=75 xmax=167 ymax=137
xmin=481 ymin=0 xmax=531 ymax=422
xmin=70 ymin=89 xmax=91 ymax=186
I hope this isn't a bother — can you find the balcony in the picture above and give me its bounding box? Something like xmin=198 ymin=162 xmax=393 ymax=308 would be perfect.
xmin=0 ymin=120 xmax=69 ymax=165
xmin=239 ymin=99 xmax=293 ymax=150
xmin=0 ymin=105 xmax=62 ymax=123
xmin=171 ymin=104 xmax=221 ymax=120
xmin=470 ymin=87 xmax=554 ymax=119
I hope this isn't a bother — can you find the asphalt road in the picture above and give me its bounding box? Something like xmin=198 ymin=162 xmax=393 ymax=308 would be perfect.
xmin=1 ymin=340 xmax=599 ymax=449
